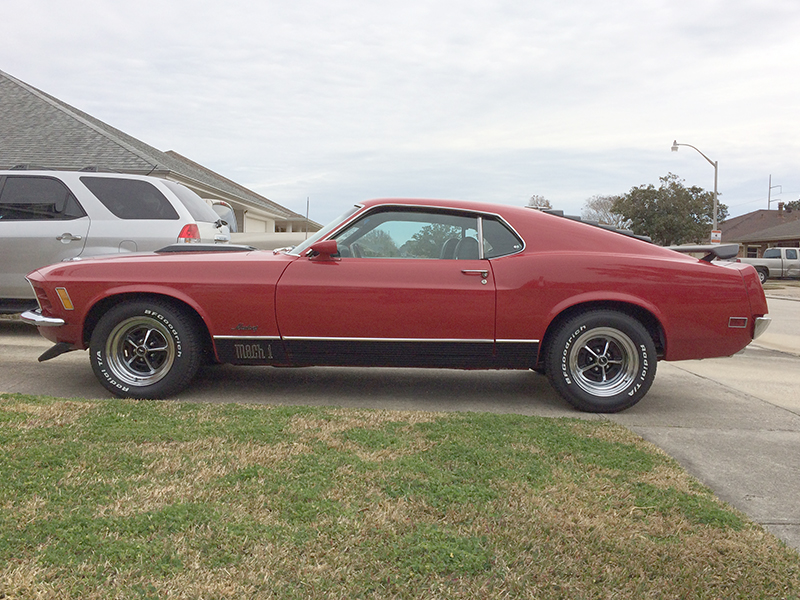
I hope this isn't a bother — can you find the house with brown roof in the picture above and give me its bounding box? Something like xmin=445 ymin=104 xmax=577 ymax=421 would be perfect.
xmin=0 ymin=69 xmax=320 ymax=243
xmin=720 ymin=203 xmax=800 ymax=257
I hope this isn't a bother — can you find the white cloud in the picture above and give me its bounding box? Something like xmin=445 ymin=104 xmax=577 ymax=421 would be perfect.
xmin=3 ymin=0 xmax=799 ymax=223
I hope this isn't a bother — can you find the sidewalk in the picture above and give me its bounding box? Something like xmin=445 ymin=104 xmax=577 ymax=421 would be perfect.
xmin=763 ymin=281 xmax=800 ymax=302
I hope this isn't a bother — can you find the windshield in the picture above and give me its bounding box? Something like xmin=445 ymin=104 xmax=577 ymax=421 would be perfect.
xmin=289 ymin=205 xmax=361 ymax=255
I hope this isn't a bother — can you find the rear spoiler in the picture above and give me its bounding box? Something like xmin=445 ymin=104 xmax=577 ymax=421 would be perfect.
xmin=667 ymin=243 xmax=739 ymax=263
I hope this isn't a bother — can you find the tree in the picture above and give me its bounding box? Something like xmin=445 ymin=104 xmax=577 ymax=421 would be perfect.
xmin=527 ymin=195 xmax=552 ymax=209
xmin=581 ymin=195 xmax=631 ymax=229
xmin=401 ymin=224 xmax=463 ymax=258
xmin=358 ymin=229 xmax=399 ymax=257
xmin=611 ymin=173 xmax=728 ymax=246
xmin=784 ymin=199 xmax=800 ymax=213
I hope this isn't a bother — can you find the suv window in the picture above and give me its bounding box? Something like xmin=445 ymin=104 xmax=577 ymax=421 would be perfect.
xmin=162 ymin=180 xmax=220 ymax=223
xmin=81 ymin=177 xmax=179 ymax=220
xmin=0 ymin=176 xmax=85 ymax=221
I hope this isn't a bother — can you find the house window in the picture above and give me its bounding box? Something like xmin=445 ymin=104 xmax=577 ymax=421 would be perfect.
xmin=746 ymin=246 xmax=758 ymax=258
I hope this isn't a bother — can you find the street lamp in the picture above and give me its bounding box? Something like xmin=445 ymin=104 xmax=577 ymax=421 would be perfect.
xmin=671 ymin=140 xmax=719 ymax=235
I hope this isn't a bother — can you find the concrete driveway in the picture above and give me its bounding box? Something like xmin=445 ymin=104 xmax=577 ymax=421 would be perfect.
xmin=609 ymin=289 xmax=800 ymax=550
xmin=1 ymin=287 xmax=799 ymax=551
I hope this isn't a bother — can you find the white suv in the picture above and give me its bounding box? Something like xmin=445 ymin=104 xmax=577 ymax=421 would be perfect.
xmin=0 ymin=170 xmax=231 ymax=313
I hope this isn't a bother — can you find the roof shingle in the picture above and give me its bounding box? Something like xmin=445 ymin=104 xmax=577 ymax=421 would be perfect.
xmin=0 ymin=69 xmax=309 ymax=223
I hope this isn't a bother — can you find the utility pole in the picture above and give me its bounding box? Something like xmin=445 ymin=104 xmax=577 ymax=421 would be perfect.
xmin=768 ymin=175 xmax=782 ymax=209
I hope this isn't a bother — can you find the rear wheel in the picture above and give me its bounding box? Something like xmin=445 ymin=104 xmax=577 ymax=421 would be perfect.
xmin=757 ymin=268 xmax=768 ymax=285
xmin=546 ymin=310 xmax=657 ymax=413
xmin=90 ymin=300 xmax=201 ymax=399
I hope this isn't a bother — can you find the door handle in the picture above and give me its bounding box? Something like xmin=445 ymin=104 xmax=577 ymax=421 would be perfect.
xmin=461 ymin=269 xmax=489 ymax=285
xmin=461 ymin=269 xmax=489 ymax=278
xmin=56 ymin=233 xmax=82 ymax=243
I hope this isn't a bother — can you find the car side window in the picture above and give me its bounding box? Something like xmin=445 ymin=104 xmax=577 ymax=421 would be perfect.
xmin=0 ymin=176 xmax=85 ymax=221
xmin=81 ymin=177 xmax=179 ymax=220
xmin=763 ymin=248 xmax=781 ymax=259
xmin=787 ymin=249 xmax=798 ymax=260
xmin=334 ymin=209 xmax=479 ymax=259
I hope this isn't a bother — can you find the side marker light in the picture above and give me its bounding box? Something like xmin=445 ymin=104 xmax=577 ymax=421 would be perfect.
xmin=55 ymin=287 xmax=74 ymax=310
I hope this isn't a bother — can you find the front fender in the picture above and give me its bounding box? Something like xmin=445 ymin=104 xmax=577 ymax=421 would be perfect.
xmin=79 ymin=284 xmax=216 ymax=348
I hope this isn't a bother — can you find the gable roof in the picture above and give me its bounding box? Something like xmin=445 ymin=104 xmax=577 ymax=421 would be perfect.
xmin=0 ymin=69 xmax=313 ymax=225
xmin=720 ymin=208 xmax=800 ymax=242
xmin=733 ymin=218 xmax=800 ymax=244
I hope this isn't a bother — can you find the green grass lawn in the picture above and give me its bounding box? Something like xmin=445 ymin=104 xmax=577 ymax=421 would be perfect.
xmin=1 ymin=393 xmax=798 ymax=599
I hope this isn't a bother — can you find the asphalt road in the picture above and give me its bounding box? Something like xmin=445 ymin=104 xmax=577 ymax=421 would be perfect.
xmin=1 ymin=294 xmax=799 ymax=551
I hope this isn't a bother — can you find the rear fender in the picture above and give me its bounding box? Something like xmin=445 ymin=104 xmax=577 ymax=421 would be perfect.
xmin=540 ymin=294 xmax=666 ymax=363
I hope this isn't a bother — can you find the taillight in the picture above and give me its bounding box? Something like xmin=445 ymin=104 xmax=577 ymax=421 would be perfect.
xmin=177 ymin=224 xmax=201 ymax=243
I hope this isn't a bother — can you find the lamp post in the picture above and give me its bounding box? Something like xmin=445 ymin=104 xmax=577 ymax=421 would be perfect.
xmin=671 ymin=140 xmax=719 ymax=236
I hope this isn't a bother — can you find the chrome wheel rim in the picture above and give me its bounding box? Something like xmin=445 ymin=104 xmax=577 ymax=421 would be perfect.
xmin=105 ymin=317 xmax=176 ymax=387
xmin=569 ymin=327 xmax=639 ymax=397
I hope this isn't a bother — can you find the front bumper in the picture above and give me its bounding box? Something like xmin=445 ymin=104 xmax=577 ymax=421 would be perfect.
xmin=20 ymin=309 xmax=65 ymax=327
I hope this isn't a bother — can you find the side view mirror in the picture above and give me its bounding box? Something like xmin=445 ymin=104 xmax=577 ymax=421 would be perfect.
xmin=308 ymin=239 xmax=340 ymax=260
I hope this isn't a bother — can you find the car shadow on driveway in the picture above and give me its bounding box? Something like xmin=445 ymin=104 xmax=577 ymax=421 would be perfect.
xmin=190 ymin=364 xmax=585 ymax=418
xmin=0 ymin=317 xmax=597 ymax=419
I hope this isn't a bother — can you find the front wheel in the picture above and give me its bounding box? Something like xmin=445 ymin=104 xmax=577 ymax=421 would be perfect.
xmin=90 ymin=300 xmax=201 ymax=399
xmin=546 ymin=310 xmax=657 ymax=413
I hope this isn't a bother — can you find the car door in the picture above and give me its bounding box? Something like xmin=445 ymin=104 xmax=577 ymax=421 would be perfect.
xmin=275 ymin=207 xmax=497 ymax=368
xmin=0 ymin=175 xmax=89 ymax=300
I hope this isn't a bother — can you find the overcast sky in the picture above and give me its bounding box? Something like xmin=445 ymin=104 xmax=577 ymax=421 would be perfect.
xmin=3 ymin=0 xmax=799 ymax=224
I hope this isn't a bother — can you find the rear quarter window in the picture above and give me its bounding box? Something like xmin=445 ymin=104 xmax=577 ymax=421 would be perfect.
xmin=81 ymin=177 xmax=179 ymax=220
xmin=483 ymin=217 xmax=523 ymax=258
xmin=162 ymin=180 xmax=220 ymax=223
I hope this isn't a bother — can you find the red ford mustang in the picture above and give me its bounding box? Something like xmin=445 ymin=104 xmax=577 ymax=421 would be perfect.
xmin=22 ymin=198 xmax=770 ymax=412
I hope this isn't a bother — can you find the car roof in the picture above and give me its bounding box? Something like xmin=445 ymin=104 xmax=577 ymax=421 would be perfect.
xmin=359 ymin=197 xmax=518 ymax=214
xmin=354 ymin=198 xmax=691 ymax=262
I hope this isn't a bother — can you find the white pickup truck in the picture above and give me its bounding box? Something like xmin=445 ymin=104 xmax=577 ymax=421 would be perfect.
xmin=738 ymin=247 xmax=800 ymax=284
